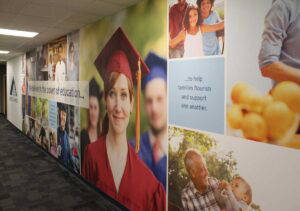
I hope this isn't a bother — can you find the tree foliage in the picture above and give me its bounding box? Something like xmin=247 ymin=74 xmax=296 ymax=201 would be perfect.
xmin=36 ymin=98 xmax=48 ymax=121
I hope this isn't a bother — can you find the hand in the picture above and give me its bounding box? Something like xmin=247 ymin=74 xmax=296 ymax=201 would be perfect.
xmin=219 ymin=180 xmax=229 ymax=190
xmin=178 ymin=29 xmax=186 ymax=42
xmin=169 ymin=29 xmax=186 ymax=48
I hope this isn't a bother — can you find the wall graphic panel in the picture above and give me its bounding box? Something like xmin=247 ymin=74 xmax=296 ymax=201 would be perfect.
xmin=7 ymin=55 xmax=24 ymax=130
xmin=226 ymin=0 xmax=300 ymax=150
xmin=169 ymin=125 xmax=300 ymax=211
xmin=79 ymin=0 xmax=167 ymax=209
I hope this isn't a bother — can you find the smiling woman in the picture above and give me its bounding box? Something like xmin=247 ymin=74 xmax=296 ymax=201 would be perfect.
xmin=82 ymin=27 xmax=166 ymax=210
xmin=170 ymin=3 xmax=224 ymax=58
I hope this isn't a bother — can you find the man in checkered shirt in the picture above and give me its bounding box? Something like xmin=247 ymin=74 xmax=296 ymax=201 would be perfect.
xmin=181 ymin=149 xmax=221 ymax=211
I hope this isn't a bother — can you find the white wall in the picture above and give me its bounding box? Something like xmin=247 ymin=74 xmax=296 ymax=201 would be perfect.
xmin=226 ymin=0 xmax=274 ymax=103
xmin=7 ymin=55 xmax=24 ymax=130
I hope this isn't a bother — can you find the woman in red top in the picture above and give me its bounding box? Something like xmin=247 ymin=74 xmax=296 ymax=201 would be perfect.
xmin=82 ymin=27 xmax=166 ymax=211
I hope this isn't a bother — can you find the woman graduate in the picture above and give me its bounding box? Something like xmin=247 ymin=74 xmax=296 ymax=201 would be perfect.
xmin=82 ymin=27 xmax=166 ymax=211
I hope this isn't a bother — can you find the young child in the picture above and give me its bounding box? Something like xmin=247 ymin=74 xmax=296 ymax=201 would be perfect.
xmin=215 ymin=176 xmax=252 ymax=211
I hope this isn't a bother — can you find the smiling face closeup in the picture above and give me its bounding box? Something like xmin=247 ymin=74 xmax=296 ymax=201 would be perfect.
xmin=60 ymin=110 xmax=67 ymax=131
xmin=193 ymin=155 xmax=209 ymax=189
xmin=89 ymin=96 xmax=100 ymax=129
xmin=200 ymin=0 xmax=212 ymax=18
xmin=231 ymin=178 xmax=248 ymax=202
xmin=189 ymin=8 xmax=199 ymax=28
xmin=106 ymin=73 xmax=133 ymax=135
xmin=185 ymin=150 xmax=209 ymax=192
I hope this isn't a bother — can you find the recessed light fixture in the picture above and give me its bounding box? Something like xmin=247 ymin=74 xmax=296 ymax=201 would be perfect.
xmin=0 ymin=28 xmax=38 ymax=38
xmin=0 ymin=50 xmax=9 ymax=54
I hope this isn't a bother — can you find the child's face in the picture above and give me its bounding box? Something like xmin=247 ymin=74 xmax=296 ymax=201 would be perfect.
xmin=231 ymin=178 xmax=248 ymax=203
xmin=189 ymin=9 xmax=198 ymax=28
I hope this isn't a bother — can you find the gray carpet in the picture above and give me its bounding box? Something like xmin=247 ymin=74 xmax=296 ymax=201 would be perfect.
xmin=0 ymin=115 xmax=124 ymax=211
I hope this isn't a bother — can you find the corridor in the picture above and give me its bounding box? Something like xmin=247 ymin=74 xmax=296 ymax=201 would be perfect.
xmin=0 ymin=115 xmax=123 ymax=211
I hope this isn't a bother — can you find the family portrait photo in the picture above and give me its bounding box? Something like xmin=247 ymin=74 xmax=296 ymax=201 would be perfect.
xmin=169 ymin=0 xmax=224 ymax=59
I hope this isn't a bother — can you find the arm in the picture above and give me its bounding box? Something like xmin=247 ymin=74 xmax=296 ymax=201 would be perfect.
xmin=258 ymin=1 xmax=296 ymax=83
xmin=169 ymin=7 xmax=176 ymax=39
xmin=224 ymin=185 xmax=243 ymax=211
xmin=201 ymin=21 xmax=224 ymax=33
xmin=169 ymin=29 xmax=186 ymax=48
xmin=261 ymin=62 xmax=300 ymax=85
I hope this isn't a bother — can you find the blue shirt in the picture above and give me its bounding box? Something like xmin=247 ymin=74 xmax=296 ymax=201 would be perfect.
xmin=259 ymin=0 xmax=300 ymax=69
xmin=57 ymin=127 xmax=70 ymax=168
xmin=130 ymin=132 xmax=166 ymax=189
xmin=203 ymin=11 xmax=221 ymax=56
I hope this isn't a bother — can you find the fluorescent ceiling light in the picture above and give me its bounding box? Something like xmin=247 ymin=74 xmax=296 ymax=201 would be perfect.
xmin=0 ymin=28 xmax=38 ymax=38
xmin=0 ymin=50 xmax=9 ymax=54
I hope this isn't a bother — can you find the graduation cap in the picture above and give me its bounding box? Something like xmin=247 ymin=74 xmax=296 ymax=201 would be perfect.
xmin=142 ymin=52 xmax=167 ymax=90
xmin=94 ymin=27 xmax=149 ymax=153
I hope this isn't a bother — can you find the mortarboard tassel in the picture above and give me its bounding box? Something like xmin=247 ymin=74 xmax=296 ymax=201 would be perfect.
xmin=135 ymin=58 xmax=141 ymax=153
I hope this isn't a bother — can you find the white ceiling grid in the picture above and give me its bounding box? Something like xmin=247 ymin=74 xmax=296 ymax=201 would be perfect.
xmin=0 ymin=0 xmax=139 ymax=61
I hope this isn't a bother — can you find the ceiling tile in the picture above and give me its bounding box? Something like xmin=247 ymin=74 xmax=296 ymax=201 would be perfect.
xmin=87 ymin=0 xmax=121 ymax=16
xmin=62 ymin=13 xmax=101 ymax=24
xmin=0 ymin=12 xmax=17 ymax=25
xmin=0 ymin=0 xmax=31 ymax=14
xmin=19 ymin=3 xmax=73 ymax=21
xmin=0 ymin=0 xmax=141 ymax=61
xmin=13 ymin=15 xmax=59 ymax=28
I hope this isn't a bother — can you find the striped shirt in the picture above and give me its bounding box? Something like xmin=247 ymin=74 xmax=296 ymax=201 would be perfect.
xmin=181 ymin=178 xmax=221 ymax=211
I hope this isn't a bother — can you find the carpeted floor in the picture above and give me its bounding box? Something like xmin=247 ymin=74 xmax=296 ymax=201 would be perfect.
xmin=0 ymin=115 xmax=124 ymax=211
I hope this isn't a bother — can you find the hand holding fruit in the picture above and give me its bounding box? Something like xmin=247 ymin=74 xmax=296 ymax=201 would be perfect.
xmin=228 ymin=81 xmax=300 ymax=146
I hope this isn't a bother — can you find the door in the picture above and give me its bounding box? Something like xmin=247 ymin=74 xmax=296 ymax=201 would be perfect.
xmin=3 ymin=74 xmax=6 ymax=115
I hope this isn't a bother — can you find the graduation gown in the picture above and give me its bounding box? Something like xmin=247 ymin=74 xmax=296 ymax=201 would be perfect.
xmin=130 ymin=132 xmax=167 ymax=189
xmin=82 ymin=136 xmax=166 ymax=211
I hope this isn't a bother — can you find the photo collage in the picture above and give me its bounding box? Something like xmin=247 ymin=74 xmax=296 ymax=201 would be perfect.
xmin=5 ymin=0 xmax=300 ymax=210
xmin=21 ymin=32 xmax=81 ymax=174
xmin=168 ymin=0 xmax=300 ymax=210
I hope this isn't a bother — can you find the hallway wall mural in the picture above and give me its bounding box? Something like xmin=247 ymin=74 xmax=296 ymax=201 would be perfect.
xmin=6 ymin=0 xmax=300 ymax=210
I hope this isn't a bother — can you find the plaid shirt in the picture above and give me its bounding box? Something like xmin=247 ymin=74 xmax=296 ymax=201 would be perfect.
xmin=181 ymin=178 xmax=221 ymax=211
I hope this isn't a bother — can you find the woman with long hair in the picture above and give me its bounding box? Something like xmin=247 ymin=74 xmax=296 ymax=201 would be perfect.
xmin=80 ymin=78 xmax=103 ymax=171
xmin=82 ymin=27 xmax=166 ymax=210
xmin=170 ymin=4 xmax=224 ymax=58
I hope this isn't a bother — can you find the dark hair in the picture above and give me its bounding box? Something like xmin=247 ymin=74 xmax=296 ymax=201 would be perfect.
xmin=101 ymin=72 xmax=133 ymax=136
xmin=183 ymin=4 xmax=201 ymax=30
xmin=196 ymin=0 xmax=215 ymax=7
xmin=58 ymin=103 xmax=67 ymax=113
xmin=88 ymin=78 xmax=103 ymax=137
xmin=196 ymin=0 xmax=215 ymax=18
xmin=89 ymin=78 xmax=103 ymax=103
xmin=57 ymin=103 xmax=68 ymax=132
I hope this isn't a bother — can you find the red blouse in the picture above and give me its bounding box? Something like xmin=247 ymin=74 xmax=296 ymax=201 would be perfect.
xmin=82 ymin=136 xmax=166 ymax=211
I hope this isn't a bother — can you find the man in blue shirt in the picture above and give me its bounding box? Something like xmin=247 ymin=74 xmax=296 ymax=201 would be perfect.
xmin=130 ymin=52 xmax=167 ymax=189
xmin=197 ymin=0 xmax=222 ymax=56
xmin=259 ymin=0 xmax=300 ymax=85
xmin=57 ymin=103 xmax=71 ymax=168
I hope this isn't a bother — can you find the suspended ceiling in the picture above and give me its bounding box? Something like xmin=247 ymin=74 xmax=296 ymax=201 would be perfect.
xmin=0 ymin=0 xmax=140 ymax=62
